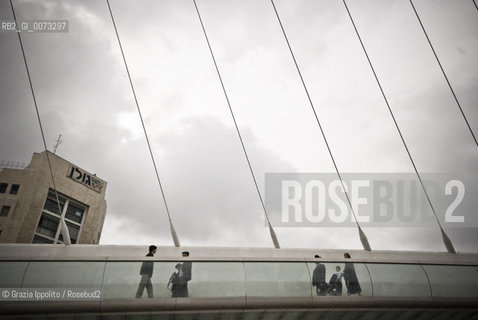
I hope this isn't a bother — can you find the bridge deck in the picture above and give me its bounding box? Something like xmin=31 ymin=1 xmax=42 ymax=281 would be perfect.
xmin=0 ymin=245 xmax=477 ymax=318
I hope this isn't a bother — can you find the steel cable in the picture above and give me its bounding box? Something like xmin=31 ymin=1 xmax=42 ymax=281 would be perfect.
xmin=410 ymin=0 xmax=477 ymax=148
xmin=193 ymin=0 xmax=280 ymax=249
xmin=106 ymin=0 xmax=180 ymax=247
xmin=9 ymin=0 xmax=71 ymax=244
xmin=271 ymin=0 xmax=371 ymax=251
xmin=343 ymin=0 xmax=456 ymax=253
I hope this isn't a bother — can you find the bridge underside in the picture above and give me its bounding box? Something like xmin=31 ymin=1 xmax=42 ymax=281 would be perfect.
xmin=2 ymin=297 xmax=478 ymax=319
xmin=1 ymin=308 xmax=477 ymax=320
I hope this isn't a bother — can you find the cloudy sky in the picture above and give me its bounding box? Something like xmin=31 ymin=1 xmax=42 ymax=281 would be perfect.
xmin=1 ymin=0 xmax=477 ymax=252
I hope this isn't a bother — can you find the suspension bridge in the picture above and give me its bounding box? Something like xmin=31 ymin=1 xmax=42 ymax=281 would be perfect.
xmin=1 ymin=0 xmax=478 ymax=318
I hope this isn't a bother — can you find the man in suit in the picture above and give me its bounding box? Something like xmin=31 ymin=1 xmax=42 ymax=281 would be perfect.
xmin=312 ymin=254 xmax=327 ymax=296
xmin=178 ymin=251 xmax=192 ymax=297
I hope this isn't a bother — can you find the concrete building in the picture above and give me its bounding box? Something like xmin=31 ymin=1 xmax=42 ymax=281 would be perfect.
xmin=0 ymin=151 xmax=107 ymax=244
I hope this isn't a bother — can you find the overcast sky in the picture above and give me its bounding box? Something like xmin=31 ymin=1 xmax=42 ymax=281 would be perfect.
xmin=1 ymin=0 xmax=477 ymax=252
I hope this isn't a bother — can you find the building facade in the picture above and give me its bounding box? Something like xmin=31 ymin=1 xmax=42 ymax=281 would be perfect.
xmin=0 ymin=151 xmax=107 ymax=244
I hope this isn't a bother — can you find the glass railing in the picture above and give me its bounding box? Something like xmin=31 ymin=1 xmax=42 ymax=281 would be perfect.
xmin=0 ymin=261 xmax=477 ymax=299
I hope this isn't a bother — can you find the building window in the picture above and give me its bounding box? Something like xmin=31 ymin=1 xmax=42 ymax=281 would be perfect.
xmin=33 ymin=189 xmax=87 ymax=244
xmin=35 ymin=214 xmax=60 ymax=238
xmin=43 ymin=193 xmax=66 ymax=215
xmin=0 ymin=183 xmax=7 ymax=193
xmin=65 ymin=202 xmax=85 ymax=223
xmin=0 ymin=206 xmax=10 ymax=217
xmin=10 ymin=184 xmax=20 ymax=195
xmin=32 ymin=234 xmax=54 ymax=244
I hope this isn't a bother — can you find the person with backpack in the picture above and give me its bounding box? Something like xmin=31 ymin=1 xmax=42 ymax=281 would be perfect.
xmin=167 ymin=263 xmax=182 ymax=297
xmin=178 ymin=251 xmax=192 ymax=297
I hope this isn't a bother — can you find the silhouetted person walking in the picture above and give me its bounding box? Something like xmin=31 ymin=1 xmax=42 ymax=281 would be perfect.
xmin=135 ymin=245 xmax=157 ymax=298
xmin=312 ymin=255 xmax=327 ymax=296
xmin=343 ymin=252 xmax=361 ymax=296
xmin=178 ymin=251 xmax=192 ymax=297
xmin=167 ymin=263 xmax=182 ymax=297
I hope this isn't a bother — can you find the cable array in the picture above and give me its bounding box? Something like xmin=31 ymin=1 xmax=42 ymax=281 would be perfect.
xmin=9 ymin=0 xmax=71 ymax=244
xmin=271 ymin=0 xmax=371 ymax=251
xmin=106 ymin=0 xmax=180 ymax=247
xmin=9 ymin=0 xmax=472 ymax=252
xmin=193 ymin=0 xmax=280 ymax=249
xmin=342 ymin=0 xmax=456 ymax=253
xmin=410 ymin=0 xmax=477 ymax=148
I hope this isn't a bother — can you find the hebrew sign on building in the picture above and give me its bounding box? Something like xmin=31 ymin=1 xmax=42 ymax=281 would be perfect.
xmin=67 ymin=165 xmax=104 ymax=193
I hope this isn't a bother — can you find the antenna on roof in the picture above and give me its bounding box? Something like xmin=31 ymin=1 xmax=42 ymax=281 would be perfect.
xmin=53 ymin=134 xmax=63 ymax=154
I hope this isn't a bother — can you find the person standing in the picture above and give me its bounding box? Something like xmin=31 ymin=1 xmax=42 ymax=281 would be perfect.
xmin=167 ymin=263 xmax=182 ymax=297
xmin=312 ymin=255 xmax=327 ymax=296
xmin=178 ymin=251 xmax=192 ymax=297
xmin=343 ymin=252 xmax=361 ymax=296
xmin=135 ymin=245 xmax=157 ymax=298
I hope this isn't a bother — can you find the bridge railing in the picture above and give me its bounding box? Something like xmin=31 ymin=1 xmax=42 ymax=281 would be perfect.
xmin=1 ymin=261 xmax=477 ymax=300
